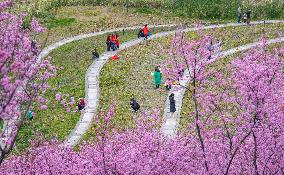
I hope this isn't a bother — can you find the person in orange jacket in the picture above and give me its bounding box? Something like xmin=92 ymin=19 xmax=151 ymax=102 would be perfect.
xmin=143 ymin=24 xmax=149 ymax=39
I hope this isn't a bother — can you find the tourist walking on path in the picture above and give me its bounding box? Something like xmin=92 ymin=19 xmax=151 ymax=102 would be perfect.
xmin=237 ymin=6 xmax=242 ymax=23
xmin=106 ymin=35 xmax=112 ymax=51
xmin=153 ymin=66 xmax=162 ymax=89
xmin=169 ymin=93 xmax=176 ymax=118
xmin=92 ymin=48 xmax=99 ymax=60
xmin=130 ymin=98 xmax=140 ymax=112
xmin=246 ymin=10 xmax=252 ymax=25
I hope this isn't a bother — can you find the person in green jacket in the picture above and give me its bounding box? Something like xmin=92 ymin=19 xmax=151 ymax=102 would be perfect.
xmin=153 ymin=66 xmax=162 ymax=89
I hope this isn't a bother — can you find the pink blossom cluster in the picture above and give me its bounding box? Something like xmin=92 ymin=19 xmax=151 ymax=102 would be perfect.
xmin=54 ymin=93 xmax=76 ymax=112
xmin=0 ymin=0 xmax=12 ymax=11
xmin=31 ymin=18 xmax=46 ymax=33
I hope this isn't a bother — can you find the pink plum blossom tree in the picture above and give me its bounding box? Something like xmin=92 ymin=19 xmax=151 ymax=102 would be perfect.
xmin=161 ymin=32 xmax=284 ymax=174
xmin=0 ymin=0 xmax=56 ymax=163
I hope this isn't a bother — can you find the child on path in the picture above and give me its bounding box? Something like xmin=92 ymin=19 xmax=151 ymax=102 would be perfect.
xmin=153 ymin=66 xmax=162 ymax=89
xmin=130 ymin=98 xmax=140 ymax=112
xmin=169 ymin=93 xmax=176 ymax=118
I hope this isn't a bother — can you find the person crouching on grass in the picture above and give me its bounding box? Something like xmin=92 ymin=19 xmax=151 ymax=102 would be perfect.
xmin=78 ymin=98 xmax=86 ymax=112
xmin=130 ymin=98 xmax=140 ymax=112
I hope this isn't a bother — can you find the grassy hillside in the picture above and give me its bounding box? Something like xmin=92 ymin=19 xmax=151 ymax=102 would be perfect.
xmin=12 ymin=0 xmax=284 ymax=22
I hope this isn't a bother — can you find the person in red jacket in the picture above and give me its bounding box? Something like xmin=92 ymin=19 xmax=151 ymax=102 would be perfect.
xmin=143 ymin=24 xmax=149 ymax=39
xmin=110 ymin=34 xmax=118 ymax=51
xmin=114 ymin=32 xmax=120 ymax=48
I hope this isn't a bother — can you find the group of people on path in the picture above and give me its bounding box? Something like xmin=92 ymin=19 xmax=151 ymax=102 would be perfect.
xmin=130 ymin=64 xmax=177 ymax=116
xmin=106 ymin=32 xmax=120 ymax=51
xmin=92 ymin=24 xmax=151 ymax=61
xmin=88 ymin=24 xmax=172 ymax=116
xmin=152 ymin=65 xmax=177 ymax=116
xmin=237 ymin=7 xmax=252 ymax=25
xmin=138 ymin=24 xmax=151 ymax=39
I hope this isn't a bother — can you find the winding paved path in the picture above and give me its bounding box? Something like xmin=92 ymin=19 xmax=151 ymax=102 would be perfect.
xmin=0 ymin=24 xmax=176 ymax=150
xmin=161 ymin=37 xmax=284 ymax=138
xmin=63 ymin=20 xmax=283 ymax=146
xmin=26 ymin=20 xmax=282 ymax=148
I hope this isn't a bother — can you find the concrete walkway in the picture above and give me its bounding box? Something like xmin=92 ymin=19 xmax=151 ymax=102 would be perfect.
xmin=63 ymin=20 xmax=284 ymax=146
xmin=161 ymin=36 xmax=284 ymax=138
xmin=38 ymin=24 xmax=177 ymax=60
xmin=0 ymin=24 xmax=176 ymax=150
xmin=2 ymin=21 xmax=282 ymax=149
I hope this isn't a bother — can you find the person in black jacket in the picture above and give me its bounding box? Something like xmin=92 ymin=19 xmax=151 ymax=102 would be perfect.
xmin=92 ymin=48 xmax=99 ymax=60
xmin=138 ymin=29 xmax=144 ymax=38
xmin=169 ymin=93 xmax=176 ymax=118
xmin=106 ymin=35 xmax=112 ymax=51
xmin=246 ymin=9 xmax=251 ymax=25
xmin=130 ymin=98 xmax=140 ymax=112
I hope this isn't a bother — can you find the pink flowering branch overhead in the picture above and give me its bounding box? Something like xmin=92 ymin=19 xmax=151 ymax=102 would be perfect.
xmin=0 ymin=3 xmax=56 ymax=164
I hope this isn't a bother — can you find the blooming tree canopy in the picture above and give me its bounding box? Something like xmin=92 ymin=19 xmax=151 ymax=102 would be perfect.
xmin=0 ymin=0 xmax=56 ymax=163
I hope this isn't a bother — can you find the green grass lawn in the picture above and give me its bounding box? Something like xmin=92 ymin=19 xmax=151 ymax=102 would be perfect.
xmin=14 ymin=22 xmax=283 ymax=152
xmin=35 ymin=6 xmax=185 ymax=46
xmin=84 ymin=23 xmax=284 ymax=141
xmin=15 ymin=26 xmax=175 ymax=152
